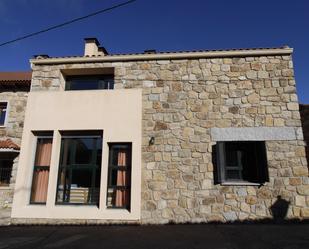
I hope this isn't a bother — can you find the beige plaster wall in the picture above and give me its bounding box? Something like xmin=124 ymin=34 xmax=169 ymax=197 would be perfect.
xmin=11 ymin=89 xmax=142 ymax=220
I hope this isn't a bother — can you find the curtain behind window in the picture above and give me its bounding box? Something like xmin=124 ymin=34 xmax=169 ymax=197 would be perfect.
xmin=30 ymin=139 xmax=52 ymax=203
xmin=115 ymin=151 xmax=129 ymax=207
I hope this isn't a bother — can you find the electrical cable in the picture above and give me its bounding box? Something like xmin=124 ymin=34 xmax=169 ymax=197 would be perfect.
xmin=0 ymin=0 xmax=137 ymax=47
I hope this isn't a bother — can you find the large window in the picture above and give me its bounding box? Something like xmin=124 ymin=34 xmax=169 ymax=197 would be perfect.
xmin=0 ymin=102 xmax=8 ymax=126
xmin=107 ymin=143 xmax=132 ymax=210
xmin=65 ymin=75 xmax=114 ymax=91
xmin=56 ymin=131 xmax=102 ymax=205
xmin=216 ymin=141 xmax=268 ymax=184
xmin=30 ymin=134 xmax=53 ymax=204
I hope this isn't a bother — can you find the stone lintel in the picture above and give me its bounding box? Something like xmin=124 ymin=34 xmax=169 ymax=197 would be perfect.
xmin=211 ymin=127 xmax=298 ymax=141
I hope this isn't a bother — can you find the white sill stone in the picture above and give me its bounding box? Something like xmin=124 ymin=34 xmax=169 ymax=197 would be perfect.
xmin=0 ymin=186 xmax=11 ymax=190
xmin=221 ymin=182 xmax=263 ymax=186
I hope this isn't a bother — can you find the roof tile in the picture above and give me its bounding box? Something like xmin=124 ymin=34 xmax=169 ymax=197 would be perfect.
xmin=0 ymin=139 xmax=20 ymax=150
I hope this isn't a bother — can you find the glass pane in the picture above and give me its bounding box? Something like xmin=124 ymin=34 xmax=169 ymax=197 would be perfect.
xmin=57 ymin=168 xmax=100 ymax=204
xmin=60 ymin=139 xmax=72 ymax=166
xmin=74 ymin=138 xmax=96 ymax=164
xmin=66 ymin=75 xmax=114 ymax=90
xmin=70 ymin=169 xmax=93 ymax=204
xmin=111 ymin=147 xmax=129 ymax=166
xmin=108 ymin=169 xmax=131 ymax=186
xmin=226 ymin=169 xmax=242 ymax=180
xmin=99 ymin=79 xmax=114 ymax=89
xmin=35 ymin=138 xmax=53 ymax=166
xmin=109 ymin=169 xmax=118 ymax=186
xmin=225 ymin=142 xmax=241 ymax=166
xmin=67 ymin=79 xmax=100 ymax=90
xmin=56 ymin=167 xmax=69 ymax=203
xmin=107 ymin=187 xmax=130 ymax=208
xmin=30 ymin=168 xmax=50 ymax=203
xmin=0 ymin=102 xmax=7 ymax=125
xmin=0 ymin=160 xmax=13 ymax=186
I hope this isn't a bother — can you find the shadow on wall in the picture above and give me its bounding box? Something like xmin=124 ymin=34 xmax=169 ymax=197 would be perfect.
xmin=270 ymin=195 xmax=290 ymax=221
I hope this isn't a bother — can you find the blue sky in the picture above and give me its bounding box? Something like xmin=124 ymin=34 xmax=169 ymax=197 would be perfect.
xmin=0 ymin=0 xmax=308 ymax=102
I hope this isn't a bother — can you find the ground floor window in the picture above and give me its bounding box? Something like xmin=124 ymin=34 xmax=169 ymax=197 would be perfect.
xmin=56 ymin=131 xmax=102 ymax=206
xmin=0 ymin=157 xmax=15 ymax=186
xmin=216 ymin=141 xmax=268 ymax=184
xmin=106 ymin=143 xmax=132 ymax=210
xmin=30 ymin=134 xmax=53 ymax=204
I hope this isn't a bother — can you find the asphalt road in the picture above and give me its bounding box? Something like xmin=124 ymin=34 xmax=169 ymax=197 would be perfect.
xmin=0 ymin=223 xmax=308 ymax=249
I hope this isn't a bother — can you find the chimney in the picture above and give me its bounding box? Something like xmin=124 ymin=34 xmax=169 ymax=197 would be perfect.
xmin=84 ymin=38 xmax=108 ymax=56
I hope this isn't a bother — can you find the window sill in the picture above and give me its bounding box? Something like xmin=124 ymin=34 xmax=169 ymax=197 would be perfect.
xmin=55 ymin=202 xmax=99 ymax=207
xmin=0 ymin=186 xmax=11 ymax=190
xmin=221 ymin=182 xmax=263 ymax=186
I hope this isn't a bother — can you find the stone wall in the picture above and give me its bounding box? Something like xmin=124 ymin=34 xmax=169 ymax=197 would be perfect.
xmin=27 ymin=54 xmax=309 ymax=224
xmin=0 ymin=91 xmax=28 ymax=225
xmin=300 ymin=104 xmax=309 ymax=166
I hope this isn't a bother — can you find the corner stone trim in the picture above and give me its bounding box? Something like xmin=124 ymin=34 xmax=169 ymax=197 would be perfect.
xmin=211 ymin=127 xmax=302 ymax=141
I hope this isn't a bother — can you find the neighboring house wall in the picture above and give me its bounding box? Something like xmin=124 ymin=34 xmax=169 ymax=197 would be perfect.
xmin=11 ymin=47 xmax=309 ymax=224
xmin=0 ymin=90 xmax=28 ymax=225
xmin=300 ymin=104 xmax=309 ymax=166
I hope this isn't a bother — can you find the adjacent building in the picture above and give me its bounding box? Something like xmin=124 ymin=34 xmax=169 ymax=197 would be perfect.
xmin=0 ymin=72 xmax=31 ymax=224
xmin=300 ymin=104 xmax=309 ymax=166
xmin=1 ymin=38 xmax=309 ymax=225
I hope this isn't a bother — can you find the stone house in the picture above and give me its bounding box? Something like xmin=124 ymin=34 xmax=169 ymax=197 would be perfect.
xmin=4 ymin=38 xmax=309 ymax=225
xmin=0 ymin=72 xmax=31 ymax=225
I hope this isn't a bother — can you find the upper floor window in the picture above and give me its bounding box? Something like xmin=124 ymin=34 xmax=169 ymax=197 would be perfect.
xmin=65 ymin=75 xmax=114 ymax=91
xmin=0 ymin=102 xmax=8 ymax=126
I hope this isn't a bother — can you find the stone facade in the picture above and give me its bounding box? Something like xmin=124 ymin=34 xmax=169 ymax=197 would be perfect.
xmin=0 ymin=90 xmax=28 ymax=225
xmin=25 ymin=52 xmax=308 ymax=224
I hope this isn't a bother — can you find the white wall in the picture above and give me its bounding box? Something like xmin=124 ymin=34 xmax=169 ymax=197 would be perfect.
xmin=11 ymin=89 xmax=142 ymax=220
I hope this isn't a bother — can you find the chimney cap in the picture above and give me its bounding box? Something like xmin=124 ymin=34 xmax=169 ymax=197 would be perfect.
xmin=84 ymin=37 xmax=100 ymax=46
xmin=98 ymin=47 xmax=108 ymax=55
xmin=144 ymin=49 xmax=156 ymax=54
xmin=33 ymin=54 xmax=49 ymax=59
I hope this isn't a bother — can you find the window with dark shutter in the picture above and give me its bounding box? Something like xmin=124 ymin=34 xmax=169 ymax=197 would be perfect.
xmin=216 ymin=141 xmax=268 ymax=184
xmin=0 ymin=157 xmax=15 ymax=186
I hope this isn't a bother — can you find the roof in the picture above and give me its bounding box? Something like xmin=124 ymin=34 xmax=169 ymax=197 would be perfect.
xmin=0 ymin=72 xmax=31 ymax=89
xmin=0 ymin=72 xmax=31 ymax=82
xmin=0 ymin=139 xmax=20 ymax=150
xmin=31 ymin=46 xmax=293 ymax=65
